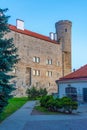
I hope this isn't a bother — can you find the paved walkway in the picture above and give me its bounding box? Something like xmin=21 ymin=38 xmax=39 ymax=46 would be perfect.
xmin=0 ymin=101 xmax=87 ymax=130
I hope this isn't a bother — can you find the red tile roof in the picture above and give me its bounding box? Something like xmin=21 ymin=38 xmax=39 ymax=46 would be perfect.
xmin=59 ymin=64 xmax=87 ymax=81
xmin=9 ymin=25 xmax=58 ymax=44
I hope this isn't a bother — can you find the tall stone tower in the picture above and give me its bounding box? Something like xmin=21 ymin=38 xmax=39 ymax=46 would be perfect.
xmin=55 ymin=20 xmax=72 ymax=77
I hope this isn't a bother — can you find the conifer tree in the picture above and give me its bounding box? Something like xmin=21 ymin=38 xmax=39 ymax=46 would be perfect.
xmin=0 ymin=8 xmax=19 ymax=113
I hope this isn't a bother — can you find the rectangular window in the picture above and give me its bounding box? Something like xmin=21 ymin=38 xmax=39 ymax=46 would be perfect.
xmin=49 ymin=71 xmax=52 ymax=77
xmin=46 ymin=71 xmax=48 ymax=76
xmin=57 ymin=61 xmax=60 ymax=66
xmin=65 ymin=28 xmax=67 ymax=32
xmin=49 ymin=59 xmax=52 ymax=65
xmin=46 ymin=71 xmax=52 ymax=77
xmin=33 ymin=57 xmax=36 ymax=62
xmin=33 ymin=70 xmax=36 ymax=76
xmin=33 ymin=57 xmax=40 ymax=63
xmin=33 ymin=70 xmax=40 ymax=76
xmin=46 ymin=59 xmax=52 ymax=65
xmin=36 ymin=70 xmax=40 ymax=76
xmin=37 ymin=57 xmax=40 ymax=63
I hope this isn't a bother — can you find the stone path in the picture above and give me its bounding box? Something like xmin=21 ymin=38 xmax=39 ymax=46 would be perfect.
xmin=0 ymin=101 xmax=87 ymax=130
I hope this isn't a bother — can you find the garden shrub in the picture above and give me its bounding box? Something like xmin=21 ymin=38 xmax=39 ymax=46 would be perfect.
xmin=55 ymin=98 xmax=63 ymax=109
xmin=46 ymin=98 xmax=55 ymax=111
xmin=40 ymin=95 xmax=78 ymax=114
xmin=39 ymin=88 xmax=47 ymax=97
xmin=40 ymin=95 xmax=53 ymax=107
xmin=26 ymin=86 xmax=47 ymax=100
xmin=61 ymin=96 xmax=78 ymax=113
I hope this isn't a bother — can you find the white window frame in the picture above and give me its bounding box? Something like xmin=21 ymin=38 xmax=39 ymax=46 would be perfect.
xmin=33 ymin=70 xmax=36 ymax=76
xmin=33 ymin=57 xmax=40 ymax=63
xmin=33 ymin=70 xmax=40 ymax=76
xmin=49 ymin=71 xmax=52 ymax=77
xmin=33 ymin=57 xmax=36 ymax=62
xmin=36 ymin=70 xmax=40 ymax=76
xmin=46 ymin=71 xmax=52 ymax=77
xmin=57 ymin=61 xmax=60 ymax=66
xmin=46 ymin=59 xmax=52 ymax=65
xmin=37 ymin=57 xmax=40 ymax=63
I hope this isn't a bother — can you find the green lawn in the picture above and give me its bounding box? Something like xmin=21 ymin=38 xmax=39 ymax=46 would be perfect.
xmin=0 ymin=97 xmax=28 ymax=122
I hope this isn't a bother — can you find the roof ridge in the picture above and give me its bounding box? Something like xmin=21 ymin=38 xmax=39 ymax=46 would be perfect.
xmin=9 ymin=24 xmax=58 ymax=44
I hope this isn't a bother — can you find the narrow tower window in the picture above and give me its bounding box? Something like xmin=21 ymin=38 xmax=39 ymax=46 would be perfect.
xmin=65 ymin=28 xmax=67 ymax=32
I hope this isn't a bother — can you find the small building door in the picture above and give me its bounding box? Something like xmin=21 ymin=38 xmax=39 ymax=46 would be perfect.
xmin=83 ymin=88 xmax=87 ymax=102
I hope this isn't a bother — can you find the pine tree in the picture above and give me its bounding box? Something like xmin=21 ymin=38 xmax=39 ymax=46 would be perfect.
xmin=0 ymin=8 xmax=19 ymax=113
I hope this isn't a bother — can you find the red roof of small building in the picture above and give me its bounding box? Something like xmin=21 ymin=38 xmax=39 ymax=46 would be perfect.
xmin=9 ymin=25 xmax=58 ymax=44
xmin=59 ymin=64 xmax=87 ymax=81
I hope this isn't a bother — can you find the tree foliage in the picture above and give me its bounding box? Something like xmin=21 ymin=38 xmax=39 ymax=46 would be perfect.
xmin=0 ymin=8 xmax=19 ymax=113
xmin=26 ymin=86 xmax=47 ymax=100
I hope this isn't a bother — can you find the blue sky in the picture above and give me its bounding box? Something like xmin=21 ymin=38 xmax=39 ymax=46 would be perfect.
xmin=1 ymin=0 xmax=87 ymax=70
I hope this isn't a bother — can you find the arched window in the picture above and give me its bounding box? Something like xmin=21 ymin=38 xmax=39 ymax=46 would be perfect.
xmin=65 ymin=86 xmax=77 ymax=101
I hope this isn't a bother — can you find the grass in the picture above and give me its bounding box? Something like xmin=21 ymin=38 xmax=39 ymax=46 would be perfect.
xmin=0 ymin=97 xmax=28 ymax=123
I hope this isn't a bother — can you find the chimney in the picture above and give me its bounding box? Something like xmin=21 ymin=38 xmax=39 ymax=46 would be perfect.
xmin=54 ymin=33 xmax=57 ymax=41
xmin=73 ymin=68 xmax=76 ymax=72
xmin=49 ymin=32 xmax=54 ymax=40
xmin=16 ymin=19 xmax=24 ymax=30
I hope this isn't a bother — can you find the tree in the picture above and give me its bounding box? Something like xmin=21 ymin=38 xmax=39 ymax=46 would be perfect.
xmin=26 ymin=86 xmax=47 ymax=100
xmin=0 ymin=8 xmax=19 ymax=113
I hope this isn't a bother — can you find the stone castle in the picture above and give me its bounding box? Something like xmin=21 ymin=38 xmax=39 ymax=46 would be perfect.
xmin=6 ymin=20 xmax=72 ymax=96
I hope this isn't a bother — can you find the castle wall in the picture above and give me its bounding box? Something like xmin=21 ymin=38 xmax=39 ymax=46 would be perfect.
xmin=6 ymin=20 xmax=72 ymax=96
xmin=6 ymin=31 xmax=63 ymax=96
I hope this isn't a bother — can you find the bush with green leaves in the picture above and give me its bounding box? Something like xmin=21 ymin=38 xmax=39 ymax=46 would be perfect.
xmin=40 ymin=95 xmax=53 ymax=107
xmin=40 ymin=95 xmax=62 ymax=112
xmin=46 ymin=98 xmax=57 ymax=112
xmin=40 ymin=95 xmax=78 ymax=114
xmin=26 ymin=86 xmax=47 ymax=100
xmin=26 ymin=86 xmax=38 ymax=99
xmin=61 ymin=96 xmax=78 ymax=113
xmin=39 ymin=88 xmax=47 ymax=97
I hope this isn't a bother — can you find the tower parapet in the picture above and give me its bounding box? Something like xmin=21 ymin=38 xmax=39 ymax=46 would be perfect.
xmin=55 ymin=20 xmax=72 ymax=52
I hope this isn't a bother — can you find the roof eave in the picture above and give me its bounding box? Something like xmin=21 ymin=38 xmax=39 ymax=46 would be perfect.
xmin=9 ymin=24 xmax=59 ymax=44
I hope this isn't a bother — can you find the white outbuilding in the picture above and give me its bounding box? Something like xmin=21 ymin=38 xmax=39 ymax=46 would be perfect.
xmin=56 ymin=65 xmax=87 ymax=102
